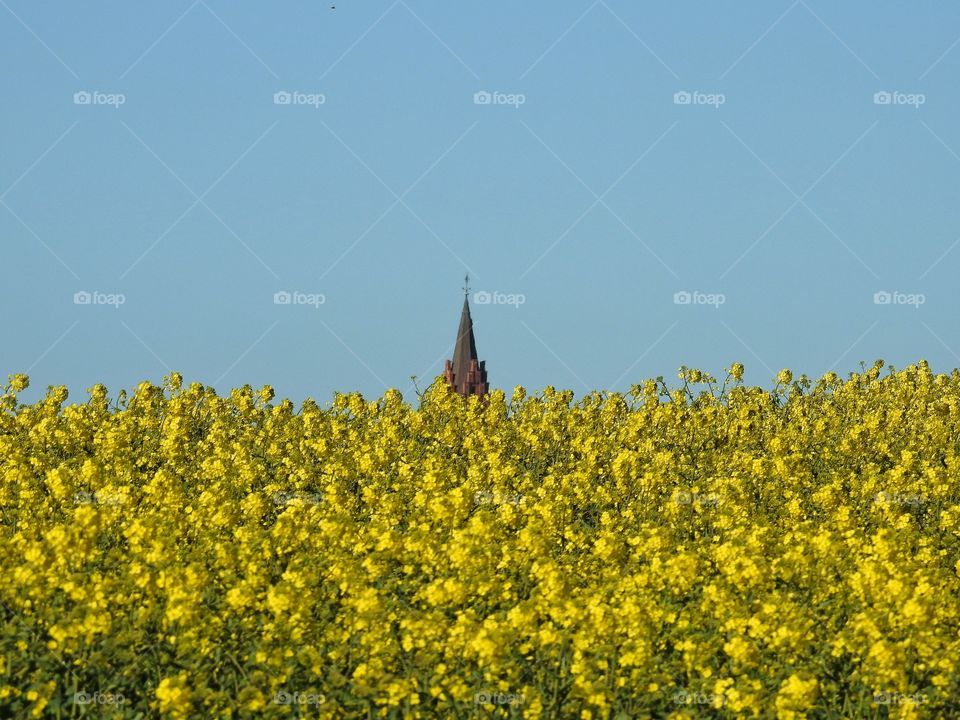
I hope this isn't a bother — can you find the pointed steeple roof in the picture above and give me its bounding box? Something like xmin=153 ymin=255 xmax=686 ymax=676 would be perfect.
xmin=451 ymin=296 xmax=478 ymax=383
xmin=444 ymin=276 xmax=489 ymax=398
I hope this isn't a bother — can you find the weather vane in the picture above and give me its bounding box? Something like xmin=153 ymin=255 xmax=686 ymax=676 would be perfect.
xmin=463 ymin=273 xmax=470 ymax=298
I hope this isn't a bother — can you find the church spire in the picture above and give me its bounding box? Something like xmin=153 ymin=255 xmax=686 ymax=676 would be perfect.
xmin=444 ymin=277 xmax=488 ymax=398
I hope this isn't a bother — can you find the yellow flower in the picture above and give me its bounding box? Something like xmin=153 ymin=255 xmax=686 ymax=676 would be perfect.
xmin=155 ymin=674 xmax=192 ymax=718
xmin=775 ymin=674 xmax=818 ymax=718
xmin=1 ymin=364 xmax=958 ymax=716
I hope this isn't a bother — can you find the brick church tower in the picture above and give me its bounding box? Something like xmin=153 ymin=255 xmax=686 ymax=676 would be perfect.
xmin=444 ymin=277 xmax=489 ymax=398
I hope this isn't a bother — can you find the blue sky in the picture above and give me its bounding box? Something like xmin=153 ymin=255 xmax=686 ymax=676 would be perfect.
xmin=3 ymin=1 xmax=960 ymax=403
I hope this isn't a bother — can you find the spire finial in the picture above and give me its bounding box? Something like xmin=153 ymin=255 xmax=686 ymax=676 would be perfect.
xmin=463 ymin=273 xmax=470 ymax=298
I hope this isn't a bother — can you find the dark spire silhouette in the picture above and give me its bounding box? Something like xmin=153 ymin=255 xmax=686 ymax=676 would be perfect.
xmin=444 ymin=277 xmax=488 ymax=398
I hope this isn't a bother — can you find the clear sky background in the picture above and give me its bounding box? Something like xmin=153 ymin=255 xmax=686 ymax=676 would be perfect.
xmin=3 ymin=2 xmax=960 ymax=403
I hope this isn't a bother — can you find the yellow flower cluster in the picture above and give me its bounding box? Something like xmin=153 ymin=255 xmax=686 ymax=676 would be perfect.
xmin=0 ymin=361 xmax=957 ymax=718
